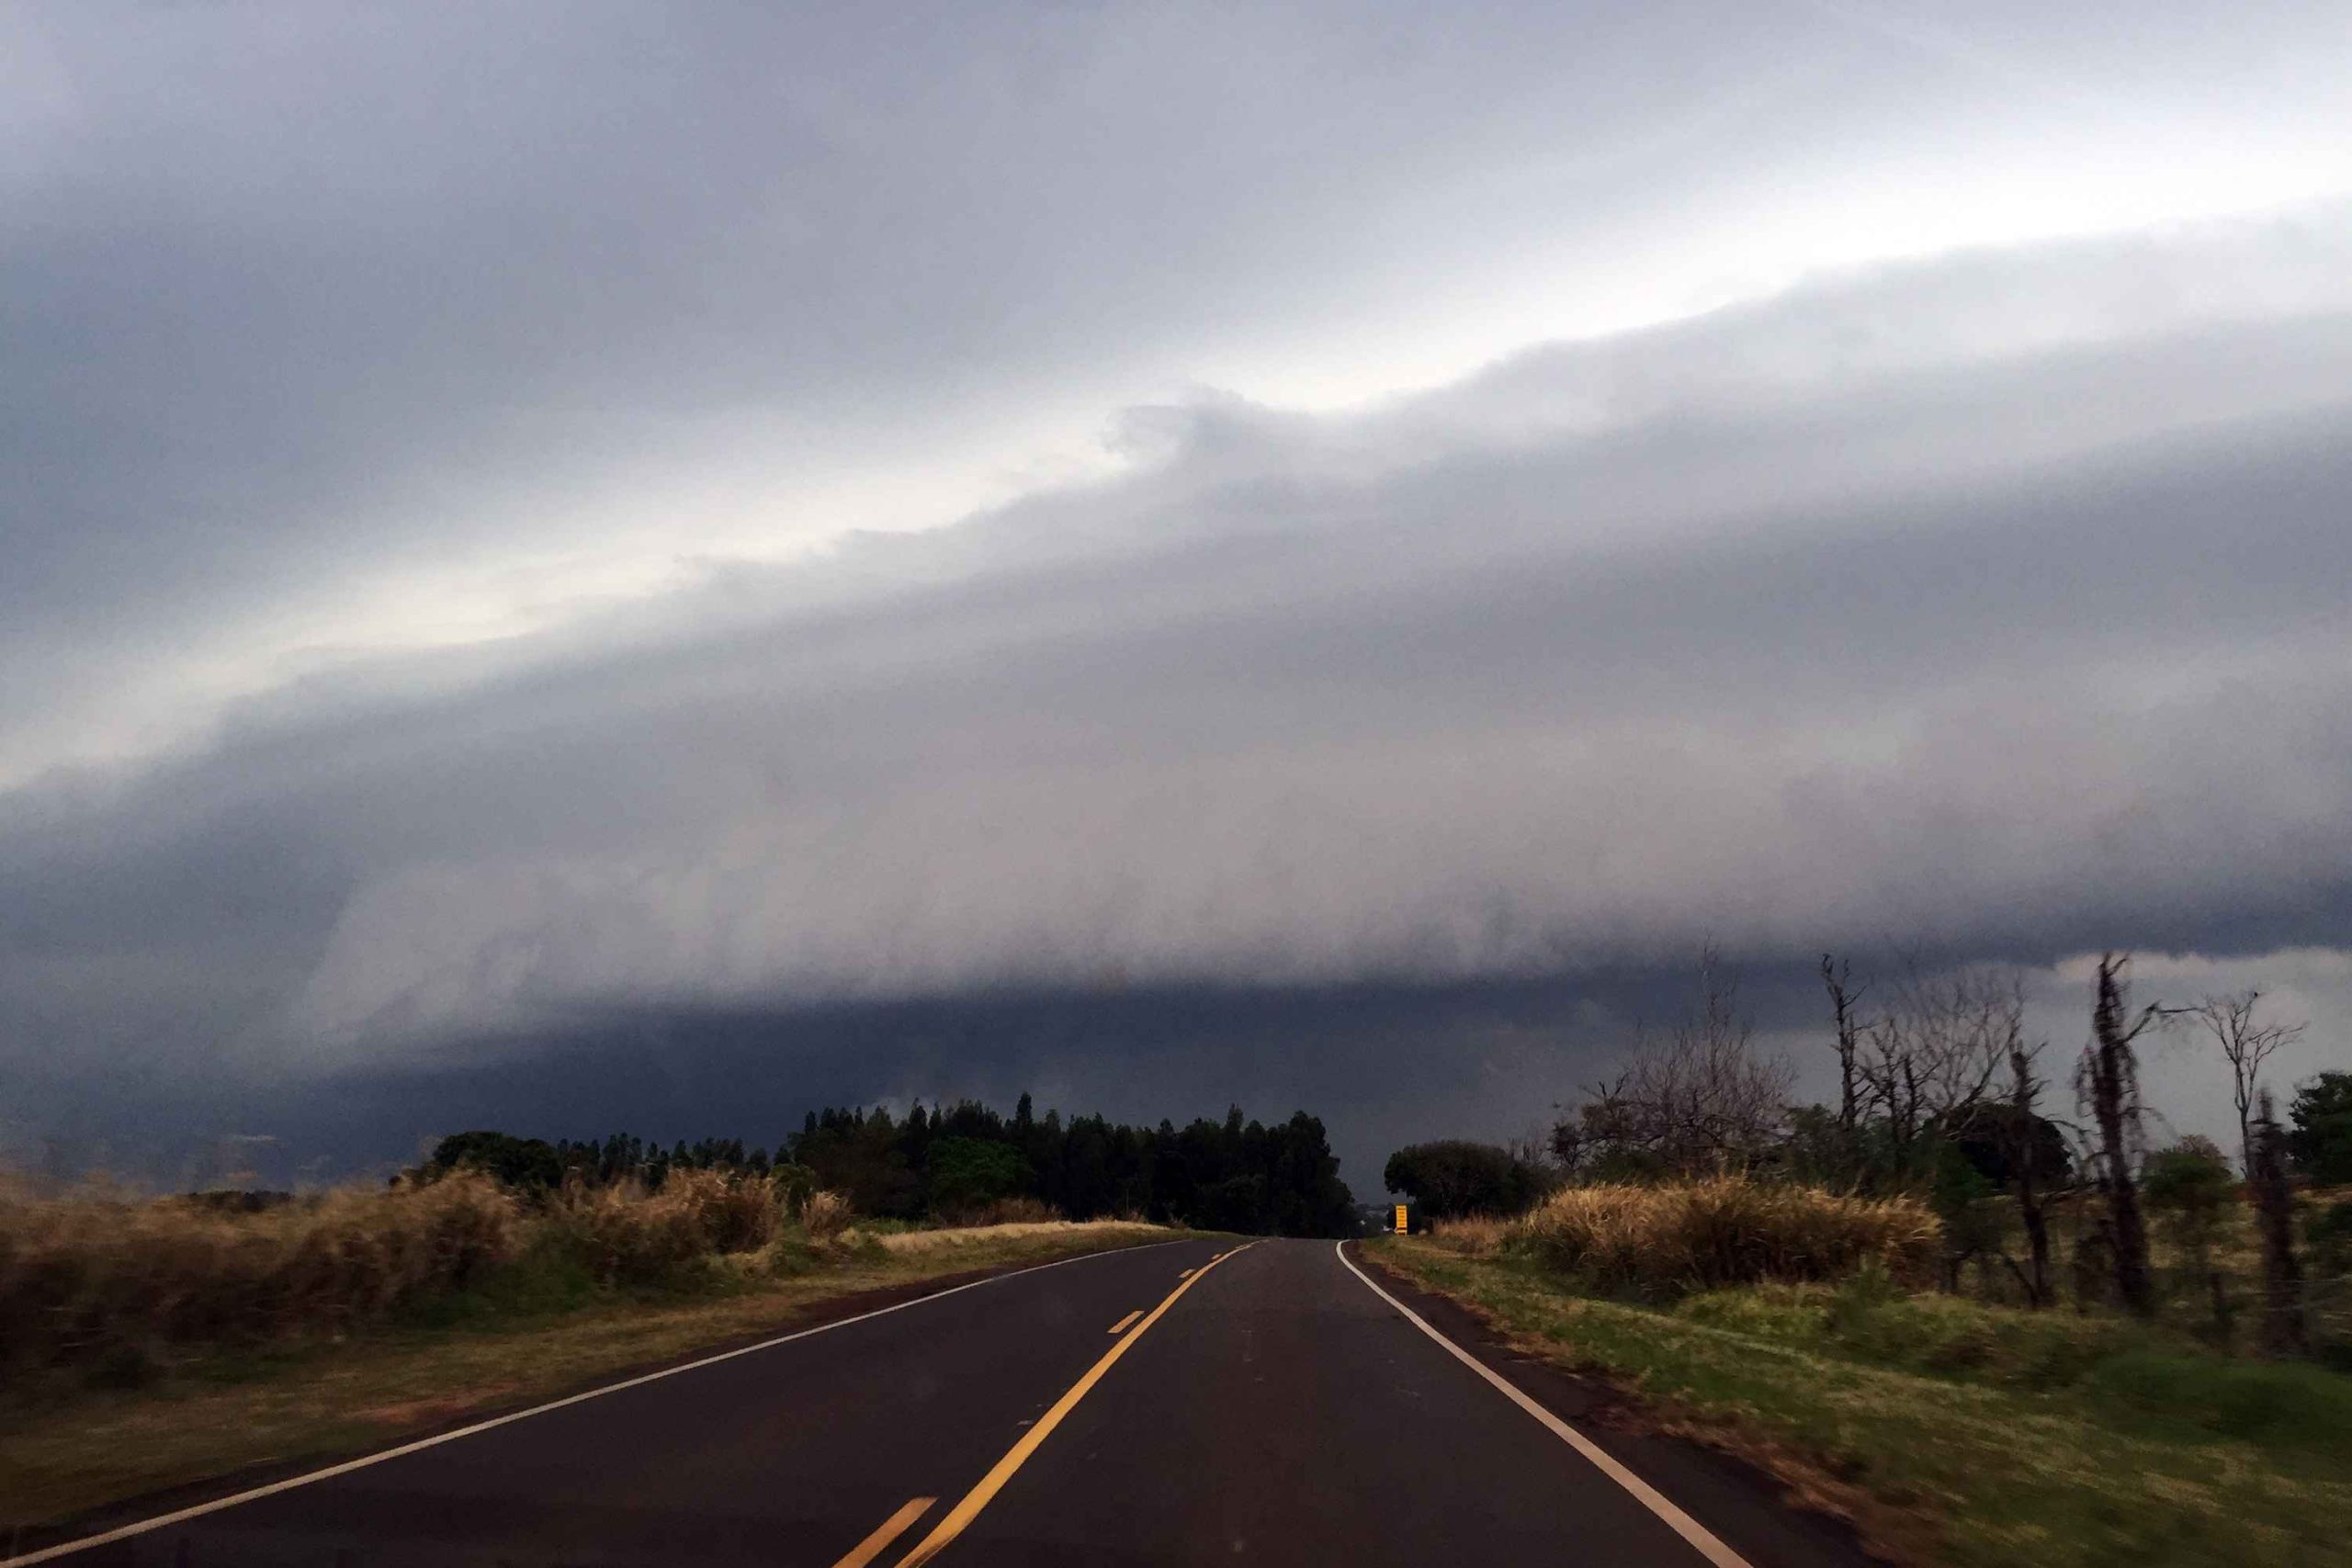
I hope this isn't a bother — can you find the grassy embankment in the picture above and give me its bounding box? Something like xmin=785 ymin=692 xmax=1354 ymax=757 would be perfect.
xmin=0 ymin=1171 xmax=1189 ymax=1535
xmin=1370 ymin=1179 xmax=2352 ymax=1568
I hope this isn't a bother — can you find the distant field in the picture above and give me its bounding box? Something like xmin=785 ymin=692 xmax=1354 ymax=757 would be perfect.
xmin=1372 ymin=1231 xmax=2352 ymax=1568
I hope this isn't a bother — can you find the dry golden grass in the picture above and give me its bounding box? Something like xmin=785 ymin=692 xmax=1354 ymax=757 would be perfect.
xmin=541 ymin=1168 xmax=792 ymax=1286
xmin=1519 ymin=1177 xmax=1941 ymax=1294
xmin=1429 ymin=1215 xmax=1512 ymax=1257
xmin=1 ymin=1168 xmax=812 ymax=1382
xmin=799 ymin=1188 xmax=854 ymax=1240
xmin=1951 ymin=1187 xmax=2352 ymax=1350
xmin=0 ymin=1173 xmax=521 ymax=1380
xmin=870 ymin=1218 xmax=1166 ymax=1255
xmin=966 ymin=1194 xmax=1061 ymax=1225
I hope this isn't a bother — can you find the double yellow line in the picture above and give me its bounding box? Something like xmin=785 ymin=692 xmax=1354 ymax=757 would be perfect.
xmin=874 ymin=1243 xmax=1254 ymax=1566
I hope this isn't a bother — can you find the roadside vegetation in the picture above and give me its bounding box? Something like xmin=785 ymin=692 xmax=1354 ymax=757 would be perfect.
xmin=0 ymin=1157 xmax=1183 ymax=1537
xmin=427 ymin=1092 xmax=1357 ymax=1237
xmin=1374 ymin=1226 xmax=2352 ymax=1568
xmin=1377 ymin=948 xmax=2352 ymax=1566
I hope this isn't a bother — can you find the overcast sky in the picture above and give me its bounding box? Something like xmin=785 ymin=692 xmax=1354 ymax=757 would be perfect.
xmin=5 ymin=1 xmax=2349 ymax=1189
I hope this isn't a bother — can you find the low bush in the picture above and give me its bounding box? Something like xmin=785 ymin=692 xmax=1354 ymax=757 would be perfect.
xmin=1518 ymin=1177 xmax=1940 ymax=1296
xmin=800 ymin=1189 xmax=854 ymax=1240
xmin=662 ymin=1168 xmax=780 ymax=1254
xmin=542 ymin=1173 xmax=781 ymax=1287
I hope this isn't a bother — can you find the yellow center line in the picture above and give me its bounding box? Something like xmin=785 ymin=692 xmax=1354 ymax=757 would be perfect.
xmin=832 ymin=1495 xmax=937 ymax=1568
xmin=893 ymin=1243 xmax=1257 ymax=1566
xmin=1106 ymin=1309 xmax=1144 ymax=1334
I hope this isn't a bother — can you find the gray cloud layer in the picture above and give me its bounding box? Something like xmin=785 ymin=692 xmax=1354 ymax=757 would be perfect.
xmin=10 ymin=215 xmax=2352 ymax=1083
xmin=11 ymin=3 xmax=2348 ymax=761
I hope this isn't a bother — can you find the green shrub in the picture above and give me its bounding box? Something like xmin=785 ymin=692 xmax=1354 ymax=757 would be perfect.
xmin=924 ymin=1138 xmax=1032 ymax=1217
xmin=769 ymin=1162 xmax=819 ymax=1209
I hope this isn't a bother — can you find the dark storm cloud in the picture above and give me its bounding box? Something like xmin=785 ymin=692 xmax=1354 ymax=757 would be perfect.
xmin=7 ymin=229 xmax=2352 ymax=1116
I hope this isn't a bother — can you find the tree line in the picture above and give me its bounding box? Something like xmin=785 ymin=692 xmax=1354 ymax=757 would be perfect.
xmin=423 ymin=1095 xmax=1359 ymax=1237
xmin=1385 ymin=947 xmax=2352 ymax=1352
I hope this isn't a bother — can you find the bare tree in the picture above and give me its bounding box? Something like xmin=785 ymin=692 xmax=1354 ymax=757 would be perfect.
xmin=2248 ymin=1089 xmax=2310 ymax=1357
xmin=1555 ymin=947 xmax=1794 ymax=1178
xmin=2077 ymin=953 xmax=2165 ymax=1317
xmin=2005 ymin=1040 xmax=2055 ymax=1308
xmin=2184 ymin=989 xmax=2306 ymax=1176
xmin=1821 ymin=953 xmax=1866 ymax=1133
xmin=1855 ymin=956 xmax=2022 ymax=1168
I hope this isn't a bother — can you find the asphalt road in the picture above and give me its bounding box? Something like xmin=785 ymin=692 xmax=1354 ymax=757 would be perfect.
xmin=22 ymin=1238 xmax=1872 ymax=1568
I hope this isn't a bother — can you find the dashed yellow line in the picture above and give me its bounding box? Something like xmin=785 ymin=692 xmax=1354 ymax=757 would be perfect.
xmin=893 ymin=1243 xmax=1256 ymax=1565
xmin=1106 ymin=1309 xmax=1144 ymax=1334
xmin=831 ymin=1496 xmax=935 ymax=1568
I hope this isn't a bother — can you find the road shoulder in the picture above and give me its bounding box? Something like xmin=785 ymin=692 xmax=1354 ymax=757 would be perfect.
xmin=1345 ymin=1240 xmax=1892 ymax=1568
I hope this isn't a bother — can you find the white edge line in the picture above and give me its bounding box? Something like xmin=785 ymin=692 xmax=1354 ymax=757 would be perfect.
xmin=3 ymin=1237 xmax=1204 ymax=1567
xmin=1334 ymin=1240 xmax=1754 ymax=1568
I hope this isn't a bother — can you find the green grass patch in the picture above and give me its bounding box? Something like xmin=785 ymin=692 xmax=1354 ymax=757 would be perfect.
xmin=1372 ymin=1238 xmax=2352 ymax=1568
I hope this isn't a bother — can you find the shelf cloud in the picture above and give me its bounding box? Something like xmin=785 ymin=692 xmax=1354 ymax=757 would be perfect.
xmin=6 ymin=1 xmax=2348 ymax=1178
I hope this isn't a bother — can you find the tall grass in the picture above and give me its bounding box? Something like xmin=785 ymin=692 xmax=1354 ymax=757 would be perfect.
xmin=799 ymin=1188 xmax=854 ymax=1240
xmin=873 ymin=1217 xmax=1159 ymax=1255
xmin=541 ymin=1168 xmax=796 ymax=1284
xmin=1515 ymin=1177 xmax=1941 ymax=1295
xmin=1428 ymin=1215 xmax=1513 ymax=1257
xmin=0 ymin=1173 xmax=520 ymax=1382
xmin=0 ymin=1165 xmax=836 ymax=1385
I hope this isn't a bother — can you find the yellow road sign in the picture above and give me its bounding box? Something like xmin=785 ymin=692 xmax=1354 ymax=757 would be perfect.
xmin=1394 ymin=1204 xmax=1408 ymax=1233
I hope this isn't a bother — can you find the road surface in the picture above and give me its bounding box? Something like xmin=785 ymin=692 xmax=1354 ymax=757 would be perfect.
xmin=16 ymin=1238 xmax=1871 ymax=1567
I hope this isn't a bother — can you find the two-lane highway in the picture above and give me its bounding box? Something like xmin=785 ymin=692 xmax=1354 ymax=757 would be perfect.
xmin=933 ymin=1240 xmax=1740 ymax=1566
xmin=17 ymin=1238 xmax=1868 ymax=1567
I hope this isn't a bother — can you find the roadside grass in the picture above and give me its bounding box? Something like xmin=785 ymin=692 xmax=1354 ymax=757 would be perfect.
xmin=1927 ymin=1189 xmax=2352 ymax=1357
xmin=0 ymin=1219 xmax=1186 ymax=1535
xmin=869 ymin=1217 xmax=1163 ymax=1255
xmin=1517 ymin=1178 xmax=1942 ymax=1295
xmin=1370 ymin=1236 xmax=2352 ymax=1568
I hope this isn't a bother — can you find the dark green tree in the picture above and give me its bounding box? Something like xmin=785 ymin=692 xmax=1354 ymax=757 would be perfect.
xmin=924 ymin=1137 xmax=1032 ymax=1216
xmin=1942 ymin=1102 xmax=2074 ymax=1191
xmin=424 ymin=1130 xmax=564 ymax=1191
xmin=1383 ymin=1140 xmax=1553 ymax=1218
xmin=2290 ymin=1072 xmax=2352 ymax=1187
